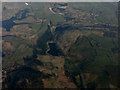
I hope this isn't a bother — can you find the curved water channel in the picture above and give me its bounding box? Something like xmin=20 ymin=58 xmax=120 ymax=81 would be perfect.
xmin=1 ymin=8 xmax=29 ymax=32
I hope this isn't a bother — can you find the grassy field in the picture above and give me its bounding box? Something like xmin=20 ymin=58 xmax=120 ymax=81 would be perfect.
xmin=64 ymin=33 xmax=118 ymax=88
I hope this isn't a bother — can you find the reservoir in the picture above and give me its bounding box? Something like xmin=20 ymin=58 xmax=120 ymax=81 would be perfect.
xmin=48 ymin=43 xmax=63 ymax=56
xmin=1 ymin=9 xmax=29 ymax=31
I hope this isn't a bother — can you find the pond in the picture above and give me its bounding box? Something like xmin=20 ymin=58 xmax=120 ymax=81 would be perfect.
xmin=48 ymin=43 xmax=63 ymax=56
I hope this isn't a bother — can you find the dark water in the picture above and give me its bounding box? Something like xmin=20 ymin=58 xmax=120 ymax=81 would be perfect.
xmin=1 ymin=9 xmax=29 ymax=31
xmin=48 ymin=43 xmax=63 ymax=56
xmin=2 ymin=35 xmax=16 ymax=37
xmin=2 ymin=18 xmax=17 ymax=31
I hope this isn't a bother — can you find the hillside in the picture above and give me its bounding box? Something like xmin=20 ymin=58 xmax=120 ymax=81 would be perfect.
xmin=2 ymin=2 xmax=119 ymax=89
